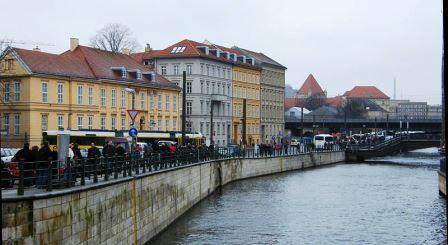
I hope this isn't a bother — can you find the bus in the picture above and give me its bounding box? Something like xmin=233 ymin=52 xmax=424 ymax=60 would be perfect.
xmin=43 ymin=130 xmax=204 ymax=149
xmin=313 ymin=134 xmax=334 ymax=149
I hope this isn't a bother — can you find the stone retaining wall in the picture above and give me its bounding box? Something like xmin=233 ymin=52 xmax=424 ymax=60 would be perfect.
xmin=2 ymin=151 xmax=345 ymax=245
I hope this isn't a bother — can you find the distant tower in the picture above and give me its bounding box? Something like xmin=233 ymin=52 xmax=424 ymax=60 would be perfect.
xmin=393 ymin=77 xmax=396 ymax=100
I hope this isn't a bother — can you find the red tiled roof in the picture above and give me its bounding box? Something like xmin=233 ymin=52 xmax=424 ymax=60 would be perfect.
xmin=9 ymin=46 xmax=180 ymax=91
xmin=284 ymin=98 xmax=299 ymax=109
xmin=345 ymin=86 xmax=389 ymax=99
xmin=14 ymin=48 xmax=95 ymax=79
xmin=297 ymin=74 xmax=324 ymax=96
xmin=326 ymin=96 xmax=343 ymax=108
xmin=132 ymin=39 xmax=260 ymax=70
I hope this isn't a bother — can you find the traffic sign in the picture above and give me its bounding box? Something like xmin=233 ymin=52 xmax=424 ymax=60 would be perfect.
xmin=128 ymin=127 xmax=138 ymax=137
xmin=127 ymin=110 xmax=139 ymax=122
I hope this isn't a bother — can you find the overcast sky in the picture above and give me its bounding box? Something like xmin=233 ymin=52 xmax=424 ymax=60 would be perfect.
xmin=1 ymin=0 xmax=443 ymax=104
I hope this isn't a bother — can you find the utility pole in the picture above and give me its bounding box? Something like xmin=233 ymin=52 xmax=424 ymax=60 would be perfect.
xmin=181 ymin=71 xmax=187 ymax=145
xmin=386 ymin=113 xmax=389 ymax=135
xmin=210 ymin=101 xmax=214 ymax=146
xmin=242 ymin=99 xmax=247 ymax=146
xmin=300 ymin=106 xmax=304 ymax=143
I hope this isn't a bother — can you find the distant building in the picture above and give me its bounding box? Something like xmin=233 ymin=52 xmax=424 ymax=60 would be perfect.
xmin=343 ymin=86 xmax=390 ymax=111
xmin=284 ymin=107 xmax=310 ymax=120
xmin=397 ymin=102 xmax=428 ymax=120
xmin=296 ymin=74 xmax=326 ymax=99
xmin=427 ymin=105 xmax=442 ymax=119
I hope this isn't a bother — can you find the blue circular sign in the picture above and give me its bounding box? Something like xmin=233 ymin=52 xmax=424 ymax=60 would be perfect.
xmin=129 ymin=127 xmax=138 ymax=137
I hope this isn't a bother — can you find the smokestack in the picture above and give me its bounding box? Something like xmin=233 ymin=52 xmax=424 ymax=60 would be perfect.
xmin=70 ymin=38 xmax=79 ymax=52
xmin=145 ymin=43 xmax=152 ymax=52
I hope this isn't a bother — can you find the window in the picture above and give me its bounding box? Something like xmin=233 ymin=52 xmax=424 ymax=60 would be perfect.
xmin=14 ymin=81 xmax=20 ymax=101
xmin=77 ymin=116 xmax=83 ymax=130
xmin=206 ymin=123 xmax=210 ymax=136
xmin=111 ymin=117 xmax=116 ymax=130
xmin=137 ymin=71 xmax=142 ymax=80
xmin=174 ymin=65 xmax=179 ymax=75
xmin=88 ymin=87 xmax=93 ymax=105
xmin=3 ymin=114 xmax=9 ymax=135
xmin=111 ymin=89 xmax=116 ymax=107
xmin=212 ymin=82 xmax=215 ymax=94
xmin=186 ymin=101 xmax=192 ymax=115
xmin=100 ymin=117 xmax=106 ymax=130
xmin=88 ymin=116 xmax=93 ymax=130
xmin=206 ymin=65 xmax=210 ymax=75
xmin=173 ymin=118 xmax=177 ymax=130
xmin=200 ymin=64 xmax=204 ymax=74
xmin=217 ymin=68 xmax=221 ymax=78
xmin=187 ymin=65 xmax=192 ymax=75
xmin=161 ymin=66 xmax=166 ymax=75
xmin=42 ymin=82 xmax=48 ymax=103
xmin=158 ymin=95 xmax=162 ymax=110
xmin=57 ymin=115 xmax=63 ymax=130
xmin=227 ymin=69 xmax=230 ymax=79
xmin=166 ymin=96 xmax=170 ymax=111
xmin=140 ymin=92 xmax=145 ymax=110
xmin=101 ymin=88 xmax=106 ymax=106
xmin=77 ymin=85 xmax=83 ymax=104
xmin=206 ymin=101 xmax=210 ymax=114
xmin=14 ymin=114 xmax=20 ymax=135
xmin=41 ymin=115 xmax=48 ymax=131
xmin=3 ymin=82 xmax=9 ymax=102
xmin=200 ymin=80 xmax=204 ymax=93
xmin=121 ymin=69 xmax=127 ymax=78
xmin=121 ymin=117 xmax=126 ymax=130
xmin=186 ymin=122 xmax=192 ymax=132
xmin=173 ymin=96 xmax=177 ymax=111
xmin=150 ymin=119 xmax=155 ymax=130
xmin=157 ymin=119 xmax=162 ymax=131
xmin=121 ymin=90 xmax=126 ymax=107
xmin=186 ymin=82 xmax=192 ymax=93
xmin=149 ymin=94 xmax=154 ymax=109
xmin=200 ymin=122 xmax=204 ymax=134
xmin=165 ymin=119 xmax=170 ymax=131
xmin=206 ymin=81 xmax=210 ymax=94
xmin=212 ymin=66 xmax=215 ymax=76
xmin=217 ymin=83 xmax=221 ymax=94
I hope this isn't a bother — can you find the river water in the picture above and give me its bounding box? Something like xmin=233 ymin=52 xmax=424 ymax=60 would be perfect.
xmin=151 ymin=148 xmax=447 ymax=244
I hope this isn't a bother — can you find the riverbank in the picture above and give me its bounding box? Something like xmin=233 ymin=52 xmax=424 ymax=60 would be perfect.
xmin=2 ymin=151 xmax=345 ymax=245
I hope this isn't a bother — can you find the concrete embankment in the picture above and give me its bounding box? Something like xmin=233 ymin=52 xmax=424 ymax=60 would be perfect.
xmin=2 ymin=151 xmax=345 ymax=245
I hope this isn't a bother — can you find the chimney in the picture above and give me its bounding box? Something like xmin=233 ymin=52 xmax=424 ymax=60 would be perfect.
xmin=145 ymin=43 xmax=152 ymax=52
xmin=33 ymin=46 xmax=41 ymax=51
xmin=70 ymin=38 xmax=79 ymax=52
xmin=122 ymin=48 xmax=130 ymax=55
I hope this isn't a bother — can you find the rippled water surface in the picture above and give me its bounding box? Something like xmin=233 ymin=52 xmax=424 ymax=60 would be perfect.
xmin=151 ymin=148 xmax=447 ymax=244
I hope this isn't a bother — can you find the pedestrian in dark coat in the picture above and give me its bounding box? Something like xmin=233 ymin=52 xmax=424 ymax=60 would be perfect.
xmin=36 ymin=142 xmax=52 ymax=188
xmin=14 ymin=142 xmax=34 ymax=186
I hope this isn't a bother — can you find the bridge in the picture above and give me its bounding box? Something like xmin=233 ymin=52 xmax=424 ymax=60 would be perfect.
xmin=285 ymin=116 xmax=442 ymax=135
xmin=345 ymin=133 xmax=441 ymax=161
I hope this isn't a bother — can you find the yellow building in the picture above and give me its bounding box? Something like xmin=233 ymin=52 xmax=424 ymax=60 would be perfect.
xmin=0 ymin=39 xmax=181 ymax=148
xmin=232 ymin=65 xmax=261 ymax=145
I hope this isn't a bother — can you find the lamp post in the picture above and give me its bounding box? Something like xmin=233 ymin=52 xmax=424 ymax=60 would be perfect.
xmin=181 ymin=71 xmax=187 ymax=145
xmin=125 ymin=88 xmax=137 ymax=153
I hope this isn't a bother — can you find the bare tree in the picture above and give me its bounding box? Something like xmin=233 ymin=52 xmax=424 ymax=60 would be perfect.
xmin=90 ymin=24 xmax=140 ymax=53
xmin=303 ymin=93 xmax=326 ymax=111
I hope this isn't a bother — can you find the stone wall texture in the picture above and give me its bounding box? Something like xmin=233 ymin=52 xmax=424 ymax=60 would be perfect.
xmin=2 ymin=151 xmax=345 ymax=245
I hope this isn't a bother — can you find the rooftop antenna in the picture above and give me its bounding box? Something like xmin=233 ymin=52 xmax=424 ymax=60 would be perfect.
xmin=393 ymin=77 xmax=396 ymax=100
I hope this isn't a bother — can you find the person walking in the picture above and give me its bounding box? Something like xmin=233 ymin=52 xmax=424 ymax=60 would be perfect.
xmin=36 ymin=142 xmax=52 ymax=188
xmin=13 ymin=142 xmax=34 ymax=186
xmin=87 ymin=143 xmax=101 ymax=179
xmin=103 ymin=140 xmax=115 ymax=176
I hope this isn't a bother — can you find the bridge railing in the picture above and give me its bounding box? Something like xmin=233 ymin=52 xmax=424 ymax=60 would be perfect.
xmin=1 ymin=144 xmax=343 ymax=196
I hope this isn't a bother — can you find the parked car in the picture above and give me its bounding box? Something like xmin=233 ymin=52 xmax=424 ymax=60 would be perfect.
xmin=1 ymin=148 xmax=19 ymax=164
xmin=226 ymin=144 xmax=241 ymax=157
xmin=290 ymin=138 xmax=300 ymax=146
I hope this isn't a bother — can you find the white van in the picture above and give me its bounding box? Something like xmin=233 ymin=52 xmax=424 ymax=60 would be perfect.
xmin=313 ymin=134 xmax=334 ymax=149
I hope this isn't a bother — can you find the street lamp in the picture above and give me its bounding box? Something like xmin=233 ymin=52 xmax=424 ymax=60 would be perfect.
xmin=125 ymin=88 xmax=137 ymax=154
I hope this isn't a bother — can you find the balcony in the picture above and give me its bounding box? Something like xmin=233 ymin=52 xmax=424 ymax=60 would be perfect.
xmin=211 ymin=93 xmax=228 ymax=102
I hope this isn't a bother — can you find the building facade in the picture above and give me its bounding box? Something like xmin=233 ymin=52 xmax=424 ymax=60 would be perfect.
xmin=427 ymin=105 xmax=442 ymax=119
xmin=133 ymin=40 xmax=233 ymax=146
xmin=236 ymin=48 xmax=286 ymax=144
xmin=0 ymin=39 xmax=180 ymax=147
xmin=397 ymin=102 xmax=428 ymax=120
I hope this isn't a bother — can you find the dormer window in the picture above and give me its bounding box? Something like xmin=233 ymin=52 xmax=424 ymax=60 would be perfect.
xmin=237 ymin=55 xmax=246 ymax=63
xmin=229 ymin=53 xmax=237 ymax=61
xmin=137 ymin=71 xmax=142 ymax=80
xmin=142 ymin=71 xmax=154 ymax=81
xmin=121 ymin=69 xmax=127 ymax=78
xmin=197 ymin=46 xmax=209 ymax=55
xmin=246 ymin=58 xmax=255 ymax=65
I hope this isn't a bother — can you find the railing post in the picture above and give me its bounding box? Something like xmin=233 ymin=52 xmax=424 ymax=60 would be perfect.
xmin=114 ymin=157 xmax=118 ymax=179
xmin=104 ymin=157 xmax=109 ymax=181
xmin=47 ymin=160 xmax=53 ymax=191
xmin=128 ymin=158 xmax=132 ymax=176
xmin=17 ymin=160 xmax=24 ymax=196
xmin=93 ymin=158 xmax=98 ymax=183
xmin=136 ymin=158 xmax=140 ymax=175
xmin=123 ymin=156 xmax=127 ymax=177
xmin=81 ymin=159 xmax=86 ymax=185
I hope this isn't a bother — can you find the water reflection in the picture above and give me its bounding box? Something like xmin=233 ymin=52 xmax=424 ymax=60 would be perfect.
xmin=150 ymin=148 xmax=446 ymax=244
